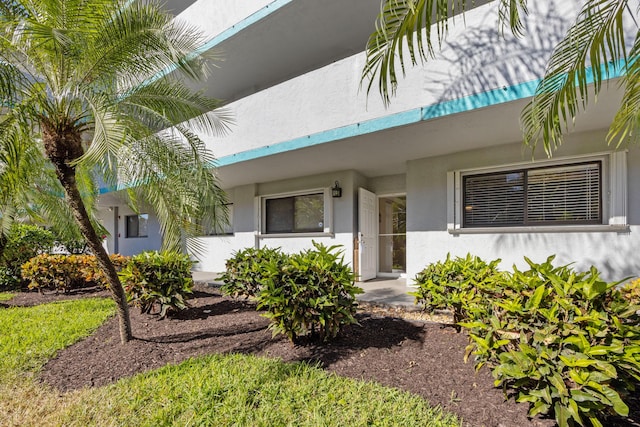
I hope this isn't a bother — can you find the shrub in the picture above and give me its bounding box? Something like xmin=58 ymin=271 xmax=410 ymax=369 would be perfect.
xmin=220 ymin=247 xmax=287 ymax=299
xmin=460 ymin=256 xmax=640 ymax=427
xmin=256 ymin=242 xmax=362 ymax=343
xmin=82 ymin=253 xmax=130 ymax=288
xmin=0 ymin=266 xmax=21 ymax=290
xmin=411 ymin=253 xmax=505 ymax=327
xmin=21 ymin=254 xmax=129 ymax=292
xmin=620 ymin=278 xmax=640 ymax=306
xmin=119 ymin=251 xmax=194 ymax=318
xmin=0 ymin=224 xmax=55 ymax=290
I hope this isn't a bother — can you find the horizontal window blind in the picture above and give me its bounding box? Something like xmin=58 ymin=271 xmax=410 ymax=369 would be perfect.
xmin=464 ymin=171 xmax=525 ymax=226
xmin=463 ymin=162 xmax=601 ymax=227
xmin=527 ymin=163 xmax=600 ymax=224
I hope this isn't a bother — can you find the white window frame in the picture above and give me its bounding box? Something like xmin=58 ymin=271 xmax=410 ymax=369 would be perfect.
xmin=125 ymin=213 xmax=149 ymax=238
xmin=258 ymin=188 xmax=333 ymax=238
xmin=447 ymin=151 xmax=628 ymax=234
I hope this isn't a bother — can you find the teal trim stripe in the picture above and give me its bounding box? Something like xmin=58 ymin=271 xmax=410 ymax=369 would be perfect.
xmin=195 ymin=0 xmax=292 ymax=55
xmin=215 ymin=62 xmax=626 ymax=168
xmin=142 ymin=0 xmax=292 ymax=87
xmin=212 ymin=81 xmax=538 ymax=167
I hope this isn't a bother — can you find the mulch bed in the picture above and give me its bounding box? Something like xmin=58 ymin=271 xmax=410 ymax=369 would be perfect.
xmin=5 ymin=285 xmax=639 ymax=427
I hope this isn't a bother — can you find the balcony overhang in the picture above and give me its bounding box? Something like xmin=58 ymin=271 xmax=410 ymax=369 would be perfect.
xmin=213 ymin=83 xmax=625 ymax=189
xmin=170 ymin=0 xmax=491 ymax=103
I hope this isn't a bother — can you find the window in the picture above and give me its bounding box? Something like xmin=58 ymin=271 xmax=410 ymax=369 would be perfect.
xmin=463 ymin=162 xmax=601 ymax=227
xmin=202 ymin=204 xmax=234 ymax=235
xmin=264 ymin=192 xmax=325 ymax=234
xmin=126 ymin=214 xmax=148 ymax=238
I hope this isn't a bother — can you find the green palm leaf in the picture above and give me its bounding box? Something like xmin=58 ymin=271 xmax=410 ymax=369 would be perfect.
xmin=521 ymin=0 xmax=630 ymax=155
xmin=362 ymin=0 xmax=526 ymax=105
xmin=0 ymin=0 xmax=232 ymax=343
xmin=608 ymin=28 xmax=640 ymax=146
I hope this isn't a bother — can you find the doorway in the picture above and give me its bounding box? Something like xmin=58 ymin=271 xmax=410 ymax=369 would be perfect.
xmin=378 ymin=195 xmax=406 ymax=276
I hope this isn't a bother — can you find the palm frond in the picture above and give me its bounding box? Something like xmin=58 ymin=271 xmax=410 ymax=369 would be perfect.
xmin=521 ymin=0 xmax=630 ymax=155
xmin=608 ymin=28 xmax=640 ymax=146
xmin=362 ymin=0 xmax=530 ymax=105
xmin=498 ymin=0 xmax=528 ymax=37
xmin=80 ymin=0 xmax=218 ymax=91
xmin=118 ymin=78 xmax=233 ymax=137
xmin=116 ymin=132 xmax=228 ymax=253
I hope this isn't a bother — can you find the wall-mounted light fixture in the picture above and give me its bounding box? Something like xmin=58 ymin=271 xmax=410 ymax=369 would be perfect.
xmin=331 ymin=181 xmax=342 ymax=198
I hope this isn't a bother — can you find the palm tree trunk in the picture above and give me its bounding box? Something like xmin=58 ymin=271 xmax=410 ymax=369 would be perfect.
xmin=53 ymin=162 xmax=132 ymax=343
xmin=0 ymin=234 xmax=6 ymax=263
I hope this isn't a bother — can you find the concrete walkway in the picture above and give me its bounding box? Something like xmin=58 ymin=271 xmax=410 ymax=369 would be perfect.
xmin=191 ymin=271 xmax=416 ymax=308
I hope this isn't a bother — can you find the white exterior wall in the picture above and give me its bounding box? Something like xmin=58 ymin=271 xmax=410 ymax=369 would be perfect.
xmin=177 ymin=0 xmax=274 ymax=41
xmin=189 ymin=185 xmax=257 ymax=272
xmin=189 ymin=171 xmax=368 ymax=272
xmin=406 ymin=131 xmax=640 ymax=282
xmin=203 ymin=0 xmax=580 ymax=158
xmin=96 ymin=203 xmax=163 ymax=256
xmin=96 ymin=0 xmax=639 ymax=282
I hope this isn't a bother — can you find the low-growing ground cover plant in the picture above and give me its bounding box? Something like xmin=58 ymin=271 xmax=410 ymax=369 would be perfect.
xmin=0 ymin=292 xmax=15 ymax=302
xmin=415 ymin=254 xmax=640 ymax=427
xmin=0 ymin=294 xmax=460 ymax=427
xmin=0 ymin=298 xmax=115 ymax=376
xmin=119 ymin=251 xmax=194 ymax=318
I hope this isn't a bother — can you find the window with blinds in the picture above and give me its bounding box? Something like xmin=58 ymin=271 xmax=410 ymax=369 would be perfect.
xmin=463 ymin=161 xmax=601 ymax=227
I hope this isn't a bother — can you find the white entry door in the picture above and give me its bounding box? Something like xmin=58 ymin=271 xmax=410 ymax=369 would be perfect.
xmin=358 ymin=188 xmax=377 ymax=281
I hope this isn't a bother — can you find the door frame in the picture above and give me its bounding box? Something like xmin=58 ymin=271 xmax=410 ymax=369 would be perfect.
xmin=357 ymin=187 xmax=377 ymax=281
xmin=376 ymin=192 xmax=407 ymax=279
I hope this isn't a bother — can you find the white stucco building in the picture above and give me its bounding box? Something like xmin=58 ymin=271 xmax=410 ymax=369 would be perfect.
xmin=97 ymin=0 xmax=640 ymax=282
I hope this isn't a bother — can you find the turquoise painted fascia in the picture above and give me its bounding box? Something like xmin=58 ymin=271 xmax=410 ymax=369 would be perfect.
xmin=214 ymin=62 xmax=626 ymax=168
xmin=99 ymin=62 xmax=626 ymax=193
xmin=194 ymin=0 xmax=293 ymax=55
xmin=141 ymin=0 xmax=292 ymax=87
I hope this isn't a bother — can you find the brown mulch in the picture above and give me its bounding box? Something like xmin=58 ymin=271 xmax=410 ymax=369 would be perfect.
xmin=5 ymin=285 xmax=639 ymax=427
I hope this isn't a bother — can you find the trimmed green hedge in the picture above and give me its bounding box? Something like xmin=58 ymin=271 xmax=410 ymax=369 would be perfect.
xmin=119 ymin=251 xmax=194 ymax=318
xmin=222 ymin=242 xmax=362 ymax=343
xmin=414 ymin=254 xmax=640 ymax=427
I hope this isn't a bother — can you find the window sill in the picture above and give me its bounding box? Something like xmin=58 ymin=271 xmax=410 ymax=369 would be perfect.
xmin=259 ymin=232 xmax=334 ymax=239
xmin=448 ymin=224 xmax=630 ymax=234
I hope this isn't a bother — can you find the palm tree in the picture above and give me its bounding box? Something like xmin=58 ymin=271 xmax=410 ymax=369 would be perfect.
xmin=0 ymin=117 xmax=101 ymax=255
xmin=0 ymin=0 xmax=231 ymax=343
xmin=362 ymin=0 xmax=639 ymax=155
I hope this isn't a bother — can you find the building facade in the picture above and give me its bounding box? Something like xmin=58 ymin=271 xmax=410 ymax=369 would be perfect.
xmin=97 ymin=0 xmax=640 ymax=282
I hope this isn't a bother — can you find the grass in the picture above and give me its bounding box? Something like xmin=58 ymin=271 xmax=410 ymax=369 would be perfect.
xmin=0 ymin=297 xmax=461 ymax=427
xmin=0 ymin=292 xmax=15 ymax=301
xmin=0 ymin=298 xmax=115 ymax=376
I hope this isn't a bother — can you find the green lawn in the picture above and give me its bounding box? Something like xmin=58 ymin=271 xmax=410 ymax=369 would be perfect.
xmin=0 ymin=297 xmax=461 ymax=427
xmin=0 ymin=292 xmax=15 ymax=301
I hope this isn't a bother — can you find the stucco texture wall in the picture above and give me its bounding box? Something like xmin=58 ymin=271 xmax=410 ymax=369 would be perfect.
xmin=406 ymin=130 xmax=640 ymax=282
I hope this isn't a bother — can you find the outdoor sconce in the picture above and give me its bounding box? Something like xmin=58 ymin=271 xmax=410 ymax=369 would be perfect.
xmin=331 ymin=181 xmax=342 ymax=198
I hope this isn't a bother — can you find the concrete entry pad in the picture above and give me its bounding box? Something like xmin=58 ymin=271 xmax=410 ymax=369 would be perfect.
xmin=356 ymin=277 xmax=416 ymax=308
